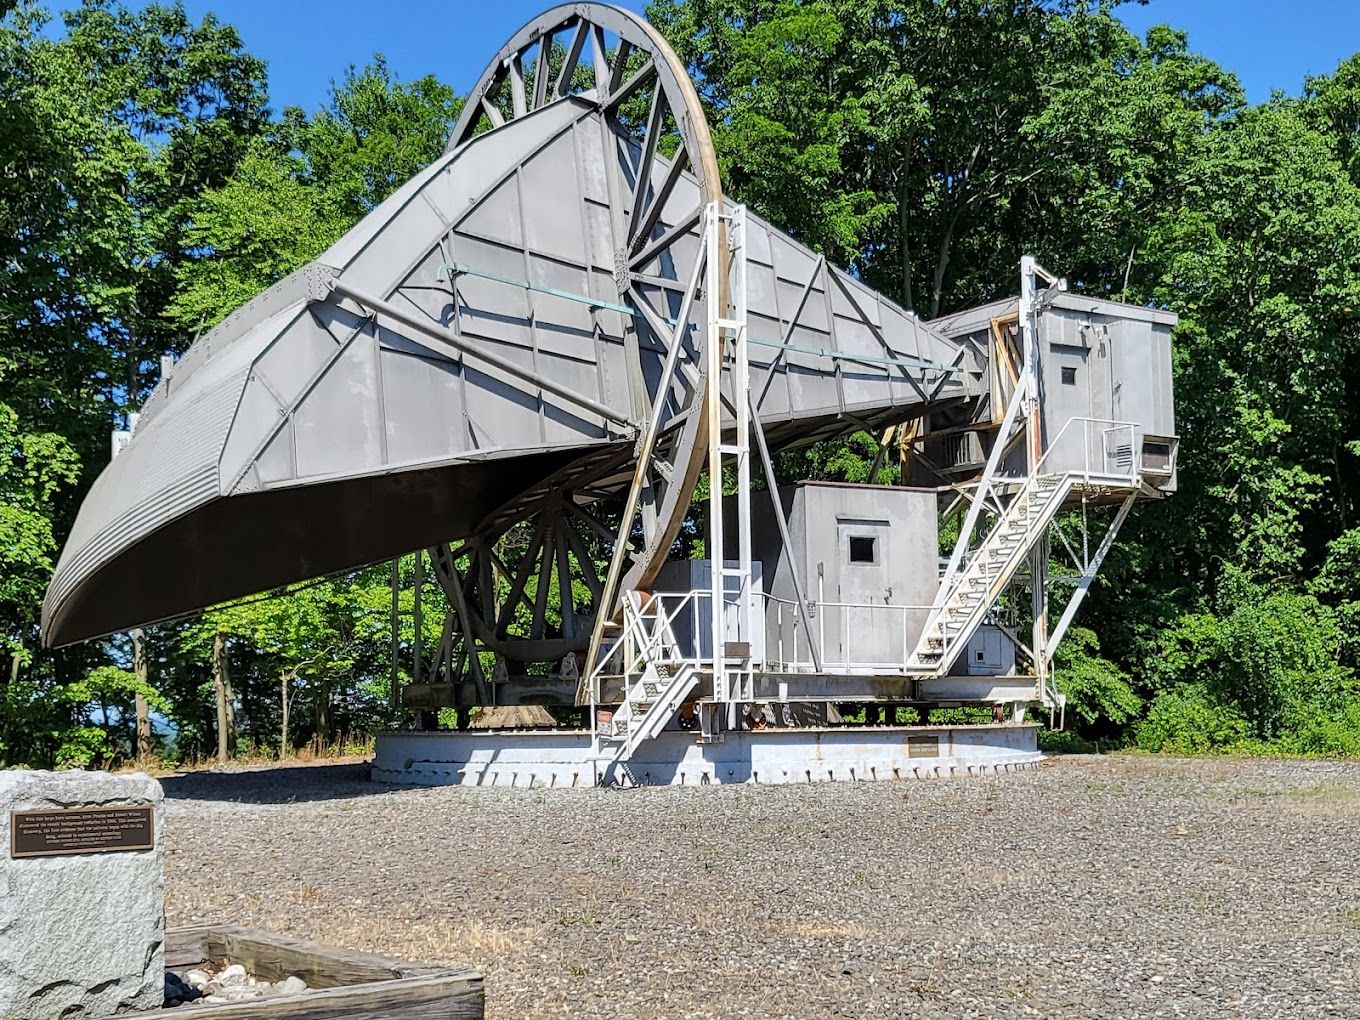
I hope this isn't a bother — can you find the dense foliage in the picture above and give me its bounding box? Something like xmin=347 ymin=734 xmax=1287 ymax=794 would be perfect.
xmin=3 ymin=0 xmax=1360 ymax=764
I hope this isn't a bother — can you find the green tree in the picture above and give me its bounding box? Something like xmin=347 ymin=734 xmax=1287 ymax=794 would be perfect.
xmin=169 ymin=60 xmax=461 ymax=334
xmin=651 ymin=0 xmax=1360 ymax=752
xmin=0 ymin=1 xmax=267 ymax=765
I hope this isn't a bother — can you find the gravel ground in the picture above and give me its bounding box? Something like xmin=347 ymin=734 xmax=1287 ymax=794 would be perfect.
xmin=162 ymin=755 xmax=1360 ymax=1019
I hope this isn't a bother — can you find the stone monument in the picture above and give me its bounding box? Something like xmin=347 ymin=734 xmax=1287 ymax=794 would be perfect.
xmin=0 ymin=770 xmax=164 ymax=1019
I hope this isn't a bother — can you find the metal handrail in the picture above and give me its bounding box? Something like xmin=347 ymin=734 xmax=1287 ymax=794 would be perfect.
xmin=1034 ymin=415 xmax=1143 ymax=483
xmin=589 ymin=590 xmax=715 ymax=683
xmin=593 ymin=588 xmax=949 ymax=680
xmin=765 ymin=593 xmax=934 ymax=674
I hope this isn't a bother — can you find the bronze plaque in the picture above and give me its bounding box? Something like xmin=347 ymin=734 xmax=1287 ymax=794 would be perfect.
xmin=10 ymin=806 xmax=154 ymax=859
xmin=906 ymin=734 xmax=940 ymax=758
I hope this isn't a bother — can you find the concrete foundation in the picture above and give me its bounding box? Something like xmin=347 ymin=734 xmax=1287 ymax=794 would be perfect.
xmin=372 ymin=724 xmax=1041 ymax=788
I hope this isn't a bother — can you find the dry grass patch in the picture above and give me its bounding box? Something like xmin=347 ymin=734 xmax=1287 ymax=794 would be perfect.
xmin=320 ymin=911 xmax=542 ymax=965
xmin=1274 ymin=783 xmax=1360 ymax=818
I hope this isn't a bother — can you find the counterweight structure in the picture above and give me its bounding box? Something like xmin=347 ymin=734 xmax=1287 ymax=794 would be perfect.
xmin=43 ymin=4 xmax=1178 ymax=785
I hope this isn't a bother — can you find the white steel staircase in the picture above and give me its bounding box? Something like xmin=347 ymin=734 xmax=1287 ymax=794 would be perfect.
xmin=908 ymin=472 xmax=1073 ymax=675
xmin=592 ymin=661 xmax=699 ymax=764
xmin=588 ymin=592 xmax=701 ymax=777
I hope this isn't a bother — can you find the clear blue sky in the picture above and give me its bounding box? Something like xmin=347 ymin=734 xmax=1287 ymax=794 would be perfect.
xmin=94 ymin=0 xmax=1360 ymax=114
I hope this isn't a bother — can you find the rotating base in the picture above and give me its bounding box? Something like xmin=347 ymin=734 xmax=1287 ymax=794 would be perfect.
xmin=371 ymin=724 xmax=1041 ymax=788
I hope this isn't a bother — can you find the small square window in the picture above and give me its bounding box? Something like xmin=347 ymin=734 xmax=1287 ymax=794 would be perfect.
xmin=976 ymin=650 xmax=985 ymax=661
xmin=849 ymin=536 xmax=876 ymax=564
xmin=1061 ymin=366 xmax=1077 ymax=385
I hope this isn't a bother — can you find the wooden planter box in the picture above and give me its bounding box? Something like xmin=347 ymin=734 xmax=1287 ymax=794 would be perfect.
xmin=165 ymin=925 xmax=483 ymax=1020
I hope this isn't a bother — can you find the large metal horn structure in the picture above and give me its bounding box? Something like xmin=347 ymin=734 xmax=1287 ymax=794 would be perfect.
xmin=44 ymin=4 xmax=1179 ymax=786
xmin=43 ymin=3 xmax=967 ymax=653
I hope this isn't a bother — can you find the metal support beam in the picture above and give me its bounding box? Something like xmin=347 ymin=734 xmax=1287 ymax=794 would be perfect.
xmin=582 ymin=207 xmax=712 ymax=685
xmin=326 ymin=277 xmax=637 ymax=430
xmin=748 ymin=391 xmax=821 ymax=673
xmin=1045 ymin=490 xmax=1137 ymax=662
xmin=707 ymin=202 xmax=756 ymax=706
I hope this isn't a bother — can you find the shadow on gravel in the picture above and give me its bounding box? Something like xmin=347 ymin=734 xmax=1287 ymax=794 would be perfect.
xmin=160 ymin=762 xmax=392 ymax=804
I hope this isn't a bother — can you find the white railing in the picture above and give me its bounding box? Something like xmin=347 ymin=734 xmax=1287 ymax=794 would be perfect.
xmin=766 ymin=594 xmax=935 ymax=675
xmin=1035 ymin=416 xmax=1143 ymax=484
xmin=587 ymin=589 xmax=715 ymax=698
xmin=591 ymin=588 xmax=947 ymax=686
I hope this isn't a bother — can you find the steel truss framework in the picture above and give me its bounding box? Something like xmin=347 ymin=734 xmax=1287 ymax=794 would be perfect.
xmin=44 ymin=6 xmax=1175 ymax=775
xmin=405 ymin=233 xmax=1154 ymax=752
xmin=378 ymin=4 xmax=967 ymax=699
xmin=905 ymin=259 xmax=1156 ymax=719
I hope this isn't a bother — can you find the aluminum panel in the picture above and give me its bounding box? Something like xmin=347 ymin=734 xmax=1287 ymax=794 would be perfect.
xmin=44 ymin=87 xmax=974 ymax=646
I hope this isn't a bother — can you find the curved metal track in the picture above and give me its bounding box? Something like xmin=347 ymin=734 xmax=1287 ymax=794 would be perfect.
xmin=430 ymin=4 xmax=723 ymax=669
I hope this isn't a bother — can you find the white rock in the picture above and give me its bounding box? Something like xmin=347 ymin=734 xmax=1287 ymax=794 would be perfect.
xmin=0 ymin=770 xmax=164 ymax=1019
xmin=218 ymin=964 xmax=248 ymax=987
xmin=185 ymin=970 xmax=211 ymax=989
xmin=277 ymin=975 xmax=309 ymax=996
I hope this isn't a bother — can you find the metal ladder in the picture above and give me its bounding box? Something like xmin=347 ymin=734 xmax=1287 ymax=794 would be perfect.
xmin=707 ymin=203 xmax=756 ymax=706
xmin=908 ymin=472 xmax=1073 ymax=674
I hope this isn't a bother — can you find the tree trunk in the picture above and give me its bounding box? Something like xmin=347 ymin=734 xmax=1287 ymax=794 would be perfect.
xmin=280 ymin=671 xmax=290 ymax=761
xmin=315 ymin=680 xmax=331 ymax=754
xmin=132 ymin=628 xmax=152 ymax=763
xmin=899 ymin=177 xmax=914 ymax=313
xmin=212 ymin=631 xmax=236 ymax=761
xmin=929 ymin=205 xmax=964 ymax=320
xmin=0 ymin=651 xmax=19 ymax=768
xmin=224 ymin=658 xmax=237 ymax=757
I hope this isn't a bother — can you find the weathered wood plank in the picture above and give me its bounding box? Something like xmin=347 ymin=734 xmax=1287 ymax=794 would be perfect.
xmin=171 ymin=974 xmax=483 ymax=1020
xmin=166 ymin=924 xmax=214 ymax=968
xmin=206 ymin=928 xmax=409 ymax=987
xmin=161 ymin=925 xmax=484 ymax=1020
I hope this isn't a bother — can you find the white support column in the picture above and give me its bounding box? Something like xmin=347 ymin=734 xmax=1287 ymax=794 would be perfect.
xmin=1030 ymin=536 xmax=1050 ymax=701
xmin=705 ymin=201 xmax=754 ymax=707
xmin=705 ymin=203 xmax=727 ymax=704
xmin=1024 ymin=254 xmax=1046 ymax=695
xmin=730 ymin=205 xmax=755 ymax=695
xmin=1019 ymin=255 xmax=1044 ymax=472
xmin=1022 ymin=256 xmax=1058 ymax=704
